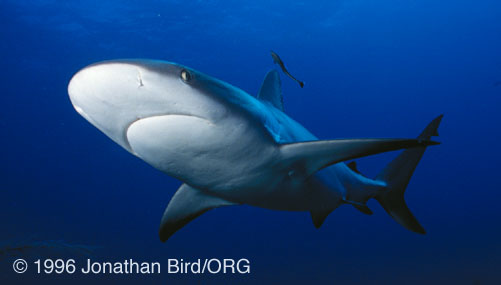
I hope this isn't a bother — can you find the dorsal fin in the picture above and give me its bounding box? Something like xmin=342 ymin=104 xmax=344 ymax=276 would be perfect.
xmin=347 ymin=161 xmax=360 ymax=174
xmin=257 ymin=70 xmax=284 ymax=111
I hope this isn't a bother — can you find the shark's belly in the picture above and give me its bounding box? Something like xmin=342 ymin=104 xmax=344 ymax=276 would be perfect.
xmin=126 ymin=112 xmax=280 ymax=195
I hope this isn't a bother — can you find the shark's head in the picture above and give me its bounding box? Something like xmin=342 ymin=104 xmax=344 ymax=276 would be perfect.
xmin=68 ymin=59 xmax=239 ymax=153
xmin=68 ymin=59 xmax=278 ymax=190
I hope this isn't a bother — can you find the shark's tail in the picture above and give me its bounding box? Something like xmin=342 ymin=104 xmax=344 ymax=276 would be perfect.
xmin=375 ymin=115 xmax=443 ymax=234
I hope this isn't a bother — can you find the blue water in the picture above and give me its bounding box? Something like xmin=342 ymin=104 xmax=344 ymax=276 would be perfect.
xmin=2 ymin=0 xmax=501 ymax=284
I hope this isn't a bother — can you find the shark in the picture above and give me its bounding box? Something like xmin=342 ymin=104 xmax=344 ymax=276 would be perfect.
xmin=68 ymin=59 xmax=442 ymax=242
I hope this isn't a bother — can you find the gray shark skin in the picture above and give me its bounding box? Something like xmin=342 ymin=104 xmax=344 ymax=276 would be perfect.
xmin=68 ymin=59 xmax=442 ymax=242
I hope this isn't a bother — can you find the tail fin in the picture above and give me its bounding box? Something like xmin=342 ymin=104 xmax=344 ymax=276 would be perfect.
xmin=375 ymin=115 xmax=443 ymax=234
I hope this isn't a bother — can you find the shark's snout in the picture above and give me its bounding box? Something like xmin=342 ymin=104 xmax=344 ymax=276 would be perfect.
xmin=67 ymin=63 xmax=114 ymax=121
xmin=67 ymin=60 xmax=216 ymax=155
xmin=68 ymin=68 xmax=95 ymax=124
xmin=68 ymin=62 xmax=146 ymax=153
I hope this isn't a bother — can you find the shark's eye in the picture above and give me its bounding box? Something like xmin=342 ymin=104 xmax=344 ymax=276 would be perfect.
xmin=180 ymin=69 xmax=192 ymax=82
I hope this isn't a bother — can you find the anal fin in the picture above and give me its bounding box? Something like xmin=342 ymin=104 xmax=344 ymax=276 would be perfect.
xmin=310 ymin=209 xmax=333 ymax=228
xmin=159 ymin=184 xmax=237 ymax=242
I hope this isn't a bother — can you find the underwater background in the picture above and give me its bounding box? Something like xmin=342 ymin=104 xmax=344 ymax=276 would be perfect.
xmin=1 ymin=0 xmax=501 ymax=284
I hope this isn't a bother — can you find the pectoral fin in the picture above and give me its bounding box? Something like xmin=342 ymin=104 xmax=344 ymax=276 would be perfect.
xmin=280 ymin=138 xmax=439 ymax=177
xmin=159 ymin=184 xmax=236 ymax=242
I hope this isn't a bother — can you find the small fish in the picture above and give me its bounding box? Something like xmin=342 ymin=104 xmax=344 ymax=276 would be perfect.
xmin=493 ymin=81 xmax=501 ymax=87
xmin=270 ymin=50 xmax=304 ymax=88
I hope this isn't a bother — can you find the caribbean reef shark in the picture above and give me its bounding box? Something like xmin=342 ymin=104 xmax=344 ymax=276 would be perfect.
xmin=68 ymin=59 xmax=442 ymax=242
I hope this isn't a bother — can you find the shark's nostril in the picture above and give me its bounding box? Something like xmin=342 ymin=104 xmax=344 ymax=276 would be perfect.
xmin=74 ymin=105 xmax=85 ymax=116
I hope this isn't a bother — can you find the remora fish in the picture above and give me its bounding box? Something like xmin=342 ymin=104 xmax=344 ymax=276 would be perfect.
xmin=68 ymin=59 xmax=442 ymax=242
xmin=270 ymin=50 xmax=304 ymax=88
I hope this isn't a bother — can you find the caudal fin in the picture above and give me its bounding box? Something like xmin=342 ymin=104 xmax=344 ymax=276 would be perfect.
xmin=375 ymin=115 xmax=443 ymax=234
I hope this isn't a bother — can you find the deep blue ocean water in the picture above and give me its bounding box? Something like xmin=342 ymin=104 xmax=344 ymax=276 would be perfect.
xmin=1 ymin=0 xmax=501 ymax=284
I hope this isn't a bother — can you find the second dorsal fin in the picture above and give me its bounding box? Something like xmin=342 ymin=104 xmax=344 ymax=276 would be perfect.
xmin=347 ymin=161 xmax=361 ymax=174
xmin=257 ymin=70 xmax=284 ymax=111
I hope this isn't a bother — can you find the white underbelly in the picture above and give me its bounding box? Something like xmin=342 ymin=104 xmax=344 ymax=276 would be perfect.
xmin=126 ymin=113 xmax=279 ymax=195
